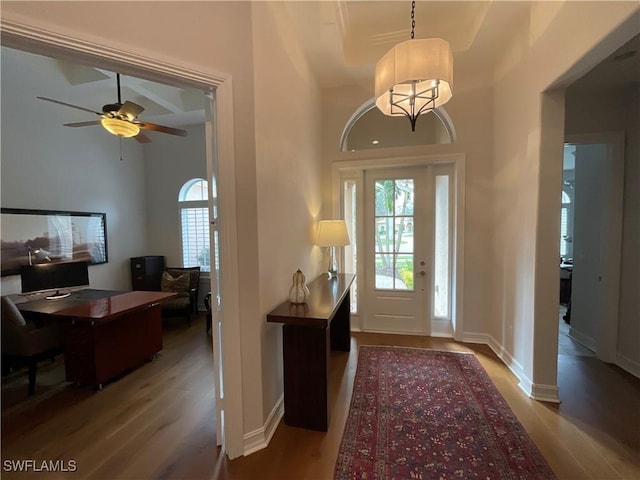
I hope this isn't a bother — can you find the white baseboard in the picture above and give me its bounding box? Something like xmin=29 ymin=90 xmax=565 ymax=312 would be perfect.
xmin=243 ymin=394 xmax=284 ymax=456
xmin=462 ymin=332 xmax=526 ymax=382
xmin=463 ymin=332 xmax=560 ymax=403
xmin=530 ymin=383 xmax=561 ymax=403
xmin=568 ymin=327 xmax=596 ymax=352
xmin=568 ymin=330 xmax=639 ymax=379
xmin=617 ymin=352 xmax=640 ymax=378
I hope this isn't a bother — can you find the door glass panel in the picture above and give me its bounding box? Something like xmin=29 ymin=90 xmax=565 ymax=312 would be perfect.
xmin=375 ymin=218 xmax=391 ymax=252
xmin=395 ymin=254 xmax=414 ymax=290
xmin=375 ymin=181 xmax=393 ymax=215
xmin=373 ymin=178 xmax=415 ymax=291
xmin=396 ymin=217 xmax=413 ymax=253
xmin=394 ymin=179 xmax=414 ymax=215
xmin=434 ymin=175 xmax=450 ymax=317
xmin=375 ymin=253 xmax=393 ymax=288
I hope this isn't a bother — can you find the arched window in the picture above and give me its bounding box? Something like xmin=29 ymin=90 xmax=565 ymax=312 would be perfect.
xmin=340 ymin=99 xmax=456 ymax=152
xmin=179 ymin=178 xmax=210 ymax=272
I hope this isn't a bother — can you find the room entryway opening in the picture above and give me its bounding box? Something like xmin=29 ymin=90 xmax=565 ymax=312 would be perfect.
xmin=1 ymin=28 xmax=244 ymax=457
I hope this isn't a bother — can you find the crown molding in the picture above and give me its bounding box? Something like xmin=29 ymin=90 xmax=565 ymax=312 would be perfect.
xmin=0 ymin=18 xmax=225 ymax=90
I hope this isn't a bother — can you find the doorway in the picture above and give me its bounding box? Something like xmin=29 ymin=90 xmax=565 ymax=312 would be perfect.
xmin=337 ymin=157 xmax=462 ymax=339
xmin=0 ymin=29 xmax=244 ymax=457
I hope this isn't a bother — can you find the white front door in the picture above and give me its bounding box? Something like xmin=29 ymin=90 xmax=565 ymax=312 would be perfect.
xmin=363 ymin=167 xmax=432 ymax=334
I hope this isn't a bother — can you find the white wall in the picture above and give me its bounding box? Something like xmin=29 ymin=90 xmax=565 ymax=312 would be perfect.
xmin=565 ymin=84 xmax=640 ymax=375
xmin=144 ymin=124 xmax=206 ymax=267
xmin=0 ymin=47 xmax=147 ymax=294
xmin=491 ymin=1 xmax=638 ymax=396
xmin=252 ymin=1 xmax=323 ymax=428
xmin=0 ymin=0 xmax=268 ymax=447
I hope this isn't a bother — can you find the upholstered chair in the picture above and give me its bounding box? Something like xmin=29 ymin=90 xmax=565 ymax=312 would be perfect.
xmin=1 ymin=296 xmax=64 ymax=394
xmin=159 ymin=267 xmax=201 ymax=326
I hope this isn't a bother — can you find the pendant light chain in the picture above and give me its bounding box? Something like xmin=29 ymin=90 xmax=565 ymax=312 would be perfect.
xmin=410 ymin=0 xmax=416 ymax=39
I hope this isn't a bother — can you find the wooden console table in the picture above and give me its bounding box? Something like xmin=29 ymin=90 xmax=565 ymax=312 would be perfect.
xmin=267 ymin=273 xmax=355 ymax=431
xmin=19 ymin=290 xmax=175 ymax=389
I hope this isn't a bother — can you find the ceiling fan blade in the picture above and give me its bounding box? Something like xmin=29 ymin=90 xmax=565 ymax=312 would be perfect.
xmin=137 ymin=121 xmax=188 ymax=137
xmin=118 ymin=101 xmax=144 ymax=119
xmin=63 ymin=120 xmax=102 ymax=128
xmin=134 ymin=132 xmax=152 ymax=144
xmin=37 ymin=96 xmax=102 ymax=116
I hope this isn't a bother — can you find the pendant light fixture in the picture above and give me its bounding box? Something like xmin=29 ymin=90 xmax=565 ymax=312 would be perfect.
xmin=374 ymin=1 xmax=453 ymax=131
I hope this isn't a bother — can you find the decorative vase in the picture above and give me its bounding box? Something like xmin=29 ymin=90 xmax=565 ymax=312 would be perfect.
xmin=288 ymin=269 xmax=310 ymax=304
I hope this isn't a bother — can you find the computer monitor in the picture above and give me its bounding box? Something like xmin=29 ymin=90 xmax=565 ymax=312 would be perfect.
xmin=21 ymin=261 xmax=90 ymax=300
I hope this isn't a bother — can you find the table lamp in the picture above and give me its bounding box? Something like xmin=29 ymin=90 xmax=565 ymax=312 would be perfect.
xmin=317 ymin=220 xmax=350 ymax=278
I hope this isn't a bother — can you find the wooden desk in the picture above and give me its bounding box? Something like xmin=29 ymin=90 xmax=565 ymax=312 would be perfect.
xmin=19 ymin=290 xmax=174 ymax=389
xmin=267 ymin=273 xmax=355 ymax=431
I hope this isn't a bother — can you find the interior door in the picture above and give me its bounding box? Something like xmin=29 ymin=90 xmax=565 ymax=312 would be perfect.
xmin=569 ymin=138 xmax=624 ymax=363
xmin=363 ymin=167 xmax=432 ymax=334
xmin=205 ymin=94 xmax=224 ymax=447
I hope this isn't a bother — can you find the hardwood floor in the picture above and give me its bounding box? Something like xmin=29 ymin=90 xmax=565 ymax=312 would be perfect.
xmin=2 ymin=316 xmax=639 ymax=479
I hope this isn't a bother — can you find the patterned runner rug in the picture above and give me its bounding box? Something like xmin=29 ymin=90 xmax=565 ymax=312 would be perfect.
xmin=334 ymin=346 xmax=556 ymax=480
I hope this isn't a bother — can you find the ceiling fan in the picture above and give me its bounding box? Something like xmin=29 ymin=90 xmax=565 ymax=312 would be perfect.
xmin=37 ymin=73 xmax=188 ymax=143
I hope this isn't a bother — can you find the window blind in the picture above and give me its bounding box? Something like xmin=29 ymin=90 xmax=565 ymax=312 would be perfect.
xmin=181 ymin=207 xmax=210 ymax=272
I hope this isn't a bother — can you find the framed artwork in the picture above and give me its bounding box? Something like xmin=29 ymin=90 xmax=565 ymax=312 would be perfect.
xmin=1 ymin=208 xmax=108 ymax=276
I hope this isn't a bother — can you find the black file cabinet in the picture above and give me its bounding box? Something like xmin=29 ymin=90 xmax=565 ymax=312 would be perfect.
xmin=130 ymin=256 xmax=165 ymax=291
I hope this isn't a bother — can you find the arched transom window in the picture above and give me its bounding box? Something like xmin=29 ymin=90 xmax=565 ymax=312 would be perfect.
xmin=340 ymin=99 xmax=456 ymax=152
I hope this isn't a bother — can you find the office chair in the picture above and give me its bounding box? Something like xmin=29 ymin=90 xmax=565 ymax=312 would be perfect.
xmin=1 ymin=296 xmax=64 ymax=394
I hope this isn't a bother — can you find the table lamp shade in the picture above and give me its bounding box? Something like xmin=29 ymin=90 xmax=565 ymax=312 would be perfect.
xmin=317 ymin=220 xmax=350 ymax=247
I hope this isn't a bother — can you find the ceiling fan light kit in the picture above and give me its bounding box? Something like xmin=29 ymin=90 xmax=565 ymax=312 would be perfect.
xmin=375 ymin=1 xmax=453 ymax=132
xmin=37 ymin=73 xmax=187 ymax=143
xmin=101 ymin=117 xmax=140 ymax=138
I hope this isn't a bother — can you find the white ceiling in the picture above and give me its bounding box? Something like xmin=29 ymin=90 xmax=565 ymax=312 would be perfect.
xmin=3 ymin=1 xmax=638 ymax=130
xmin=1 ymin=46 xmax=206 ymax=133
xmin=567 ymin=33 xmax=640 ymax=94
xmin=286 ymin=1 xmax=638 ymax=93
xmin=37 ymin=57 xmax=206 ymax=128
xmin=284 ymin=0 xmax=533 ymax=89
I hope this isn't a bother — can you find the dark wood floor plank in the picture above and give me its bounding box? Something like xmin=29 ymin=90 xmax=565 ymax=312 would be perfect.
xmin=2 ymin=317 xmax=638 ymax=480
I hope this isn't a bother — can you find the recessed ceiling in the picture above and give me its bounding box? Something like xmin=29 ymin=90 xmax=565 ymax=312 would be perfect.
xmin=283 ymin=0 xmax=532 ymax=89
xmin=52 ymin=59 xmax=207 ymax=127
xmin=1 ymin=46 xmax=206 ymax=130
xmin=284 ymin=1 xmax=637 ymax=95
xmin=2 ymin=2 xmax=635 ymax=129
